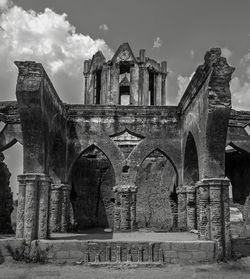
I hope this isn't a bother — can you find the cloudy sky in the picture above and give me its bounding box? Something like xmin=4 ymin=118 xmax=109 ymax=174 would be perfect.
xmin=1 ymin=0 xmax=250 ymax=108
xmin=1 ymin=0 xmax=250 ymax=197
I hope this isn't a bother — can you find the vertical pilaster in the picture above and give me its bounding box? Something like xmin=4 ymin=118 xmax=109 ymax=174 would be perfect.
xmin=49 ymin=184 xmax=61 ymax=232
xmin=84 ymin=74 xmax=89 ymax=104
xmin=195 ymin=186 xmax=200 ymax=234
xmin=120 ymin=191 xmax=131 ymax=231
xmin=130 ymin=189 xmax=137 ymax=230
xmin=197 ymin=178 xmax=231 ymax=260
xmin=139 ymin=66 xmax=149 ymax=105
xmin=113 ymin=185 xmax=137 ymax=232
xmin=186 ymin=186 xmax=196 ymax=230
xmin=161 ymin=73 xmax=167 ymax=105
xmin=110 ymin=63 xmax=119 ymax=104
xmin=197 ymin=182 xmax=210 ymax=240
xmin=61 ymin=184 xmax=71 ymax=232
xmin=23 ymin=174 xmax=39 ymax=242
xmin=38 ymin=175 xmax=51 ymax=239
xmin=101 ymin=64 xmax=110 ymax=104
xmin=16 ymin=175 xmax=26 ymax=238
xmin=177 ymin=187 xmax=187 ymax=231
xmin=130 ymin=64 xmax=139 ymax=105
xmin=156 ymin=73 xmax=162 ymax=105
xmin=113 ymin=191 xmax=120 ymax=232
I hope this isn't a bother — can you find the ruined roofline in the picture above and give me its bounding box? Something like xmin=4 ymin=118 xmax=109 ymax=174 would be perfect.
xmin=83 ymin=42 xmax=167 ymax=75
xmin=178 ymin=48 xmax=235 ymax=114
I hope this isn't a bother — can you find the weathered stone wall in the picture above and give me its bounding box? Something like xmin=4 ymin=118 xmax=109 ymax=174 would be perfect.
xmin=135 ymin=151 xmax=177 ymax=231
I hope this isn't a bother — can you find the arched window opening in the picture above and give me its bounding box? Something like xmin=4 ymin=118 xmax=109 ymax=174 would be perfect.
xmin=69 ymin=145 xmax=115 ymax=231
xmin=94 ymin=70 xmax=102 ymax=104
xmin=135 ymin=149 xmax=178 ymax=231
xmin=1 ymin=142 xmax=23 ymax=234
xmin=184 ymin=133 xmax=199 ymax=185
xmin=119 ymin=62 xmax=131 ymax=105
xmin=148 ymin=70 xmax=155 ymax=105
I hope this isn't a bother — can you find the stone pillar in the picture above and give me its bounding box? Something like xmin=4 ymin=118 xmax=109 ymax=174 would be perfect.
xmin=195 ymin=186 xmax=200 ymax=233
xmin=113 ymin=191 xmax=121 ymax=232
xmin=177 ymin=187 xmax=187 ymax=231
xmin=156 ymin=73 xmax=162 ymax=105
xmin=196 ymin=181 xmax=210 ymax=240
xmin=101 ymin=64 xmax=110 ymax=104
xmin=130 ymin=189 xmax=137 ymax=230
xmin=197 ymin=178 xmax=231 ymax=260
xmin=61 ymin=184 xmax=71 ymax=232
xmin=113 ymin=185 xmax=137 ymax=232
xmin=161 ymin=73 xmax=167 ymax=105
xmin=83 ymin=73 xmax=89 ymax=104
xmin=16 ymin=175 xmax=26 ymax=238
xmin=186 ymin=186 xmax=196 ymax=231
xmin=49 ymin=184 xmax=61 ymax=233
xmin=23 ymin=174 xmax=39 ymax=242
xmin=38 ymin=175 xmax=51 ymax=239
xmin=110 ymin=63 xmax=119 ymax=104
xmin=139 ymin=66 xmax=149 ymax=105
xmin=130 ymin=64 xmax=139 ymax=105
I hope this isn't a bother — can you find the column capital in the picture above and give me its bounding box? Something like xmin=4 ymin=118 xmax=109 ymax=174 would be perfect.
xmin=17 ymin=174 xmax=26 ymax=183
xmin=61 ymin=183 xmax=71 ymax=191
xmin=176 ymin=186 xmax=187 ymax=194
xmin=113 ymin=184 xmax=137 ymax=193
xmin=185 ymin=185 xmax=196 ymax=193
xmin=196 ymin=178 xmax=230 ymax=187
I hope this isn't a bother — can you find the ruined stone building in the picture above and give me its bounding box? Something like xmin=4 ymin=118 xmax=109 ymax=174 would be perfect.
xmin=0 ymin=43 xmax=250 ymax=260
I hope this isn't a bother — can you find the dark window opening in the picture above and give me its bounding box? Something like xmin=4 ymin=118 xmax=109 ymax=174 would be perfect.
xmin=149 ymin=71 xmax=155 ymax=105
xmin=95 ymin=70 xmax=101 ymax=104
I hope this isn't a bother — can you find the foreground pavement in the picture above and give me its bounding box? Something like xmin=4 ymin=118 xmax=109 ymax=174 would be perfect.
xmin=0 ymin=258 xmax=250 ymax=279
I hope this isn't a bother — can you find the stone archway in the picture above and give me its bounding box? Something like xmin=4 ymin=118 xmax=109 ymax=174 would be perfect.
xmin=69 ymin=145 xmax=115 ymax=231
xmin=135 ymin=149 xmax=178 ymax=231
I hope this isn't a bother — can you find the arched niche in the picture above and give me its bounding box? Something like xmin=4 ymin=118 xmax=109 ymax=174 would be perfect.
xmin=1 ymin=141 xmax=23 ymax=233
xmin=135 ymin=148 xmax=178 ymax=231
xmin=183 ymin=132 xmax=199 ymax=185
xmin=69 ymin=145 xmax=115 ymax=231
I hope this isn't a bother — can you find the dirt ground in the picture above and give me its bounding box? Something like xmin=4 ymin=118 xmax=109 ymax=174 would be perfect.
xmin=0 ymin=258 xmax=250 ymax=279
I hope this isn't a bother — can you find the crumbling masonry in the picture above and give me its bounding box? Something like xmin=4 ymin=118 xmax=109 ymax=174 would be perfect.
xmin=1 ymin=43 xmax=250 ymax=260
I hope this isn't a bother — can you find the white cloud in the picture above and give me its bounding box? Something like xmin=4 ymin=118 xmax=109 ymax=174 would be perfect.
xmin=231 ymin=77 xmax=250 ymax=110
xmin=177 ymin=72 xmax=195 ymax=101
xmin=190 ymin=49 xmax=195 ymax=59
xmin=153 ymin=37 xmax=162 ymax=48
xmin=221 ymin=47 xmax=233 ymax=60
xmin=0 ymin=5 xmax=113 ymax=103
xmin=99 ymin=23 xmax=109 ymax=32
xmin=0 ymin=0 xmax=11 ymax=9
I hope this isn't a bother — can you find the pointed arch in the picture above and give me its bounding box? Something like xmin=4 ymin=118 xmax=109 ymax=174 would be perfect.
xmin=183 ymin=132 xmax=199 ymax=185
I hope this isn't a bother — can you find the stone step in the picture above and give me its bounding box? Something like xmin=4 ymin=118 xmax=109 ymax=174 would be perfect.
xmin=0 ymin=238 xmax=217 ymax=265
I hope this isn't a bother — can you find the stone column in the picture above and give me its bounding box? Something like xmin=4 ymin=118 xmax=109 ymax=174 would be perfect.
xmin=130 ymin=187 xmax=137 ymax=230
xmin=209 ymin=178 xmax=231 ymax=260
xmin=196 ymin=181 xmax=210 ymax=240
xmin=110 ymin=63 xmax=119 ymax=104
xmin=161 ymin=73 xmax=167 ymax=105
xmin=113 ymin=185 xmax=137 ymax=232
xmin=156 ymin=73 xmax=162 ymax=105
xmin=177 ymin=187 xmax=187 ymax=231
xmin=61 ymin=184 xmax=71 ymax=232
xmin=38 ymin=175 xmax=51 ymax=239
xmin=83 ymin=73 xmax=89 ymax=104
xmin=186 ymin=186 xmax=196 ymax=231
xmin=197 ymin=178 xmax=231 ymax=260
xmin=113 ymin=191 xmax=121 ymax=232
xmin=139 ymin=66 xmax=149 ymax=105
xmin=130 ymin=64 xmax=139 ymax=105
xmin=120 ymin=191 xmax=131 ymax=231
xmin=23 ymin=174 xmax=39 ymax=242
xmin=195 ymin=186 xmax=200 ymax=233
xmin=101 ymin=64 xmax=110 ymax=104
xmin=16 ymin=175 xmax=26 ymax=238
xmin=49 ymin=184 xmax=61 ymax=233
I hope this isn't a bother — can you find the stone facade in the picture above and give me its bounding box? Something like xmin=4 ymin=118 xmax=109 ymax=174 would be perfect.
xmin=1 ymin=42 xmax=250 ymax=261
